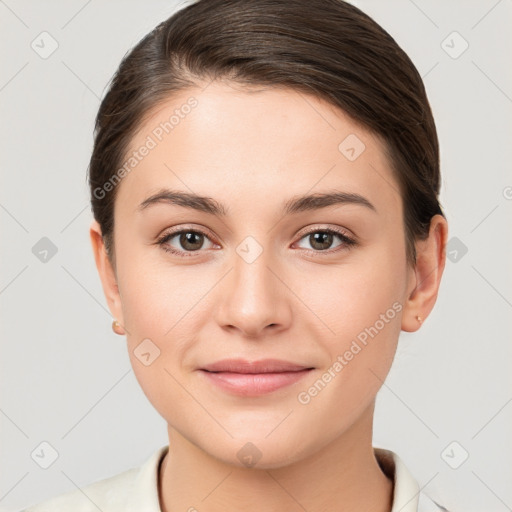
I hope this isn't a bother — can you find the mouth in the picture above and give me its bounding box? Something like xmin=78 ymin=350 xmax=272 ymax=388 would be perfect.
xmin=198 ymin=359 xmax=315 ymax=396
xmin=200 ymin=358 xmax=313 ymax=373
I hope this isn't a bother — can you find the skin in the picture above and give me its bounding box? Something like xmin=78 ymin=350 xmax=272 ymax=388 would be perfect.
xmin=90 ymin=81 xmax=447 ymax=512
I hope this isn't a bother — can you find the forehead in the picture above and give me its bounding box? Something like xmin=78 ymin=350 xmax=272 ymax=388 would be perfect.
xmin=114 ymin=81 xmax=402 ymax=221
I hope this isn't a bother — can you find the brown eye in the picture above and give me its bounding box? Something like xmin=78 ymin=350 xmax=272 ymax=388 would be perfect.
xmin=178 ymin=231 xmax=205 ymax=251
xmin=308 ymin=232 xmax=335 ymax=251
xmin=295 ymin=228 xmax=356 ymax=253
xmin=157 ymin=229 xmax=216 ymax=257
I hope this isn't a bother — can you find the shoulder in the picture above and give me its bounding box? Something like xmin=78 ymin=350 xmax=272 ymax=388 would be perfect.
xmin=20 ymin=467 xmax=138 ymax=512
xmin=374 ymin=447 xmax=451 ymax=512
xmin=418 ymin=492 xmax=452 ymax=512
xmin=20 ymin=445 xmax=168 ymax=512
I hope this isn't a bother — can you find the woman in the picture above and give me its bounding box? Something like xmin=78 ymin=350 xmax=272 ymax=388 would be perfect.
xmin=23 ymin=0 xmax=449 ymax=510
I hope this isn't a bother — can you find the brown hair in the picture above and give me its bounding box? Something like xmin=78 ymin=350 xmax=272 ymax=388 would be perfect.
xmin=88 ymin=0 xmax=444 ymax=267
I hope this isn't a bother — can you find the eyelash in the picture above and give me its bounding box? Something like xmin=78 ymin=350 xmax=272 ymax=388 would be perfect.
xmin=156 ymin=226 xmax=357 ymax=258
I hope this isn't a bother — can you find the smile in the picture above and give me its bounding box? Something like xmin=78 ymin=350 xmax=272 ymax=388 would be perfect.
xmin=199 ymin=368 xmax=314 ymax=396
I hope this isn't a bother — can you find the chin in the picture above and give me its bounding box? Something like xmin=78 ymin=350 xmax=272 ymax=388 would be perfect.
xmin=199 ymin=431 xmax=311 ymax=470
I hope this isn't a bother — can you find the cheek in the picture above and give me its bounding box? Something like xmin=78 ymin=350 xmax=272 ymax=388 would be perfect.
xmin=117 ymin=261 xmax=197 ymax=417
xmin=308 ymin=239 xmax=407 ymax=392
xmin=300 ymin=240 xmax=407 ymax=344
xmin=115 ymin=237 xmax=192 ymax=336
xmin=291 ymin=273 xmax=405 ymax=442
xmin=115 ymin=246 xmax=215 ymax=389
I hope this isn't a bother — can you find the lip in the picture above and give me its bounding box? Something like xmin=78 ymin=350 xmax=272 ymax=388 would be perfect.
xmin=201 ymin=358 xmax=312 ymax=373
xmin=199 ymin=358 xmax=314 ymax=396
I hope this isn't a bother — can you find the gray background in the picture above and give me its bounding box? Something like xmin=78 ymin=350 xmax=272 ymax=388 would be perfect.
xmin=1 ymin=1 xmax=511 ymax=511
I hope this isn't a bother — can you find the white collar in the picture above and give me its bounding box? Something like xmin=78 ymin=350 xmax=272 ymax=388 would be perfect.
xmin=375 ymin=447 xmax=420 ymax=511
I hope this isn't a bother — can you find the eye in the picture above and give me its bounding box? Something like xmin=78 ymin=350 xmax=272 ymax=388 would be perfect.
xmin=156 ymin=228 xmax=217 ymax=257
xmin=156 ymin=225 xmax=356 ymax=258
xmin=294 ymin=227 xmax=356 ymax=253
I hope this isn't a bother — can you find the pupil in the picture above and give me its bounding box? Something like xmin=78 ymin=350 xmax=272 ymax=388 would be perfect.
xmin=311 ymin=232 xmax=332 ymax=250
xmin=181 ymin=232 xmax=202 ymax=251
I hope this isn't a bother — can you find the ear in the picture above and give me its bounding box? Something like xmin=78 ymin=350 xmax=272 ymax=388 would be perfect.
xmin=89 ymin=219 xmax=126 ymax=331
xmin=401 ymin=214 xmax=448 ymax=332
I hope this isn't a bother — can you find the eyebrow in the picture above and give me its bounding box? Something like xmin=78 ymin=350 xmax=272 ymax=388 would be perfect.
xmin=137 ymin=189 xmax=377 ymax=216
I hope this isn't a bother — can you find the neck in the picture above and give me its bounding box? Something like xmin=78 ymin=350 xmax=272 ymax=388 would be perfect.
xmin=158 ymin=403 xmax=393 ymax=512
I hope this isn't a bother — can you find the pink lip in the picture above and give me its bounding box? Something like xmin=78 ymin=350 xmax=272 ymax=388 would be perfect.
xmin=201 ymin=358 xmax=311 ymax=373
xmin=199 ymin=359 xmax=314 ymax=396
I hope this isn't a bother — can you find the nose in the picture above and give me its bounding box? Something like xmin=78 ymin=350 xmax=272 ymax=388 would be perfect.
xmin=214 ymin=248 xmax=292 ymax=339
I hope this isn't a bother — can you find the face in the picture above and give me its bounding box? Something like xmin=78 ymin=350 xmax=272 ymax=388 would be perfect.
xmin=93 ymin=81 xmax=425 ymax=468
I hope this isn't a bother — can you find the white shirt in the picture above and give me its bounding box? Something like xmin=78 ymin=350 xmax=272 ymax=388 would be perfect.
xmin=21 ymin=445 xmax=448 ymax=511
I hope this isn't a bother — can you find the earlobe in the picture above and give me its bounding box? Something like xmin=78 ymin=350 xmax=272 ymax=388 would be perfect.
xmin=401 ymin=214 xmax=448 ymax=333
xmin=89 ymin=220 xmax=126 ymax=331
